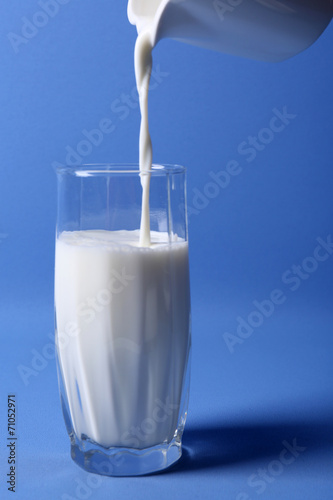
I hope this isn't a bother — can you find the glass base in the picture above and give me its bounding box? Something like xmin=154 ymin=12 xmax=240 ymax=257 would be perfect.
xmin=70 ymin=433 xmax=183 ymax=476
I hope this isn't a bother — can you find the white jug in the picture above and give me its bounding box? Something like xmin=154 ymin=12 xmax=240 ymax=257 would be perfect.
xmin=128 ymin=0 xmax=333 ymax=62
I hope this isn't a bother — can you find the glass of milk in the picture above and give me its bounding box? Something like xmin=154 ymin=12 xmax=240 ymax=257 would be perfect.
xmin=54 ymin=164 xmax=191 ymax=476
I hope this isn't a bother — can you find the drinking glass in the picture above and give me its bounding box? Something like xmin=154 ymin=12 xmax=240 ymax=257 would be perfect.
xmin=54 ymin=164 xmax=191 ymax=476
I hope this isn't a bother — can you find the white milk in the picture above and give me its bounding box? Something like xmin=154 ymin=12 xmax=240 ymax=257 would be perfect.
xmin=55 ymin=229 xmax=190 ymax=449
xmin=134 ymin=30 xmax=153 ymax=247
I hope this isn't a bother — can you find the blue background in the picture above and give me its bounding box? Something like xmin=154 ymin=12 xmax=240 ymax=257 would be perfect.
xmin=0 ymin=1 xmax=333 ymax=499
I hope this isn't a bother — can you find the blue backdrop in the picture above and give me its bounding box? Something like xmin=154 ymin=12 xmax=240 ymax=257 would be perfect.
xmin=0 ymin=2 xmax=332 ymax=499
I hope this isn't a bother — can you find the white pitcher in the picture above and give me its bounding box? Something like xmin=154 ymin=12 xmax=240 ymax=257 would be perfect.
xmin=128 ymin=0 xmax=333 ymax=62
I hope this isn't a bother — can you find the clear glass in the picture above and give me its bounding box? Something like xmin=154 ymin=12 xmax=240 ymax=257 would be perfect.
xmin=54 ymin=164 xmax=191 ymax=476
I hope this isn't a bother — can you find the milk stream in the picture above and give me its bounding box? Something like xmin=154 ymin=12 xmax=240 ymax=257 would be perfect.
xmin=135 ymin=30 xmax=153 ymax=247
xmin=55 ymin=230 xmax=191 ymax=449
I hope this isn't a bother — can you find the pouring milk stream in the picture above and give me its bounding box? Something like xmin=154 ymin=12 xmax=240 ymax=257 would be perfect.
xmin=130 ymin=0 xmax=332 ymax=246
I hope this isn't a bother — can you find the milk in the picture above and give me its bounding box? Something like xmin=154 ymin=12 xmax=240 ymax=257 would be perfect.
xmin=134 ymin=31 xmax=153 ymax=247
xmin=55 ymin=229 xmax=190 ymax=449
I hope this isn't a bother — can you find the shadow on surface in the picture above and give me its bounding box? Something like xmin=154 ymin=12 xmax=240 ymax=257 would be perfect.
xmin=168 ymin=415 xmax=333 ymax=474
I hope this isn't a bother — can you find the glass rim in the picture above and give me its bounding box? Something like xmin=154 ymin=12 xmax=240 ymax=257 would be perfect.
xmin=54 ymin=163 xmax=186 ymax=177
